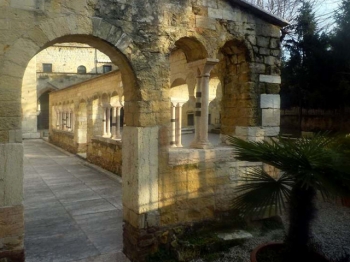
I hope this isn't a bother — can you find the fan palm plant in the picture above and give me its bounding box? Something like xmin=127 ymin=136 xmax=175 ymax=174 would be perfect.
xmin=227 ymin=134 xmax=350 ymax=261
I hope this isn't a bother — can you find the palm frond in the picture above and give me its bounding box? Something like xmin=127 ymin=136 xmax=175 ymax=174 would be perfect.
xmin=232 ymin=168 xmax=293 ymax=218
xmin=227 ymin=134 xmax=350 ymax=194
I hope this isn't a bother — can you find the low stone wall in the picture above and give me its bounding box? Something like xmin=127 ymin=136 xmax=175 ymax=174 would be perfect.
xmin=87 ymin=137 xmax=122 ymax=176
xmin=160 ymin=147 xmax=261 ymax=225
xmin=123 ymin=146 xmax=262 ymax=261
xmin=49 ymin=130 xmax=77 ymax=154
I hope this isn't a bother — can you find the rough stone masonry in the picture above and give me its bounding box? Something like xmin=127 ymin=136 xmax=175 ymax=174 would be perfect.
xmin=0 ymin=0 xmax=287 ymax=261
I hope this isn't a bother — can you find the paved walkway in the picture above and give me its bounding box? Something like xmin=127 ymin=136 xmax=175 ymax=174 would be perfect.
xmin=23 ymin=139 xmax=129 ymax=262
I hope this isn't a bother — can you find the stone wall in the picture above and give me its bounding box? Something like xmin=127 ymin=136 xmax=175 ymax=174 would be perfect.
xmin=87 ymin=137 xmax=122 ymax=175
xmin=1 ymin=0 xmax=286 ymax=261
xmin=49 ymin=70 xmax=124 ymax=172
xmin=36 ymin=43 xmax=116 ymax=74
xmin=50 ymin=129 xmax=77 ymax=154
xmin=161 ymin=148 xmax=261 ymax=225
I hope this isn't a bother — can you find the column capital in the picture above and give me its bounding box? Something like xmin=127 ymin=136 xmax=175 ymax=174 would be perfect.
xmin=188 ymin=58 xmax=219 ymax=76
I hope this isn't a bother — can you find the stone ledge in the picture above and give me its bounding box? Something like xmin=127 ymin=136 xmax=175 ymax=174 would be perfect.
xmin=91 ymin=136 xmax=122 ymax=146
xmin=168 ymin=147 xmax=236 ymax=166
xmin=52 ymin=129 xmax=74 ymax=137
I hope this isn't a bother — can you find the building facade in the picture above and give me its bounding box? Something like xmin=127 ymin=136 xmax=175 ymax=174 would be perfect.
xmin=21 ymin=43 xmax=117 ymax=139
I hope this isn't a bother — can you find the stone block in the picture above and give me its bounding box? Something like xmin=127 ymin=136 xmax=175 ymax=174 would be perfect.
xmin=235 ymin=126 xmax=264 ymax=137
xmin=263 ymin=127 xmax=280 ymax=136
xmin=8 ymin=130 xmax=22 ymax=143
xmin=257 ymin=36 xmax=269 ymax=47
xmin=270 ymin=38 xmax=280 ymax=49
xmin=264 ymin=56 xmax=278 ymax=66
xmin=262 ymin=109 xmax=280 ymax=127
xmin=122 ymin=126 xmax=159 ymax=219
xmin=0 ymin=18 xmax=8 ymax=29
xmin=0 ymin=205 xmax=23 ymax=239
xmin=266 ymin=83 xmax=280 ymax=94
xmin=0 ymin=144 xmax=23 ymax=206
xmin=260 ymin=94 xmax=280 ymax=109
xmin=259 ymin=75 xmax=281 ymax=84
xmin=208 ymin=8 xmax=222 ymax=19
xmin=223 ymin=9 xmax=241 ymax=21
xmin=195 ymin=16 xmax=216 ymax=30
xmin=10 ymin=0 xmax=44 ymax=11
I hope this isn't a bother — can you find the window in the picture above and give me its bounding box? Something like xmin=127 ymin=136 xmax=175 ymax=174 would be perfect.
xmin=103 ymin=65 xmax=112 ymax=73
xmin=77 ymin=65 xmax=86 ymax=74
xmin=42 ymin=63 xmax=52 ymax=73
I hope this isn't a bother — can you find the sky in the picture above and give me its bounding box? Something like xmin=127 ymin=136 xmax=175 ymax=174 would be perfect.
xmin=315 ymin=0 xmax=343 ymax=31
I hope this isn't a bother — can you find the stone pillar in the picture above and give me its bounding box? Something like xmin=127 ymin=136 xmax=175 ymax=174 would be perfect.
xmin=122 ymin=126 xmax=159 ymax=261
xmin=103 ymin=108 xmax=107 ymax=136
xmin=111 ymin=106 xmax=122 ymax=139
xmin=106 ymin=107 xmax=111 ymax=137
xmin=0 ymin=144 xmax=25 ymax=261
xmin=116 ymin=106 xmax=122 ymax=139
xmin=170 ymin=102 xmax=177 ymax=147
xmin=175 ymin=102 xmax=184 ymax=147
xmin=111 ymin=107 xmax=117 ymax=138
xmin=190 ymin=59 xmax=218 ymax=149
xmin=67 ymin=111 xmax=71 ymax=131
xmin=56 ymin=111 xmax=60 ymax=129
xmin=191 ymin=75 xmax=202 ymax=147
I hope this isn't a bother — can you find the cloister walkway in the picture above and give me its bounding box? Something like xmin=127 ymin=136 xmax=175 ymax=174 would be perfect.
xmin=23 ymin=139 xmax=129 ymax=262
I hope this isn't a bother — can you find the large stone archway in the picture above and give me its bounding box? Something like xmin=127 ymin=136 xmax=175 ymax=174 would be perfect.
xmin=0 ymin=1 xmax=287 ymax=261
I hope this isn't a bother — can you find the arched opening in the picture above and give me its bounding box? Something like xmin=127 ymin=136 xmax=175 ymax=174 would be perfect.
xmin=218 ymin=39 xmax=253 ymax=137
xmin=77 ymin=65 xmax=87 ymax=74
xmin=18 ymin=33 xmax=139 ymax=261
xmin=170 ymin=37 xmax=220 ymax=148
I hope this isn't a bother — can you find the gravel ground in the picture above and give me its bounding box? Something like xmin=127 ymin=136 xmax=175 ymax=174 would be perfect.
xmin=192 ymin=199 xmax=350 ymax=262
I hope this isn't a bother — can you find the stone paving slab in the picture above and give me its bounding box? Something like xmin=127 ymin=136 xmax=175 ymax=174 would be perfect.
xmin=23 ymin=139 xmax=128 ymax=262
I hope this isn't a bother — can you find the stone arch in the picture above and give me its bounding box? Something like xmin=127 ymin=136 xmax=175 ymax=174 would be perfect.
xmin=37 ymin=87 xmax=56 ymax=99
xmin=217 ymin=39 xmax=258 ymax=136
xmin=174 ymin=37 xmax=208 ymax=62
xmin=3 ymin=16 xmax=148 ymax=133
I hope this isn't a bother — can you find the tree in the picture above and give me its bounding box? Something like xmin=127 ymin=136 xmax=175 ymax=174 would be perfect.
xmin=330 ymin=0 xmax=350 ymax=110
xmin=228 ymin=134 xmax=350 ymax=261
xmin=248 ymin=0 xmax=321 ymax=41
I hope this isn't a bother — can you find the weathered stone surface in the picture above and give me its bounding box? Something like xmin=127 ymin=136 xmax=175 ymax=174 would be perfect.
xmin=263 ymin=126 xmax=280 ymax=136
xmin=0 ymin=144 xmax=23 ymax=206
xmin=259 ymin=74 xmax=281 ymax=84
xmin=0 ymin=0 xmax=285 ymax=260
xmin=260 ymin=94 xmax=280 ymax=109
xmin=262 ymin=109 xmax=281 ymax=127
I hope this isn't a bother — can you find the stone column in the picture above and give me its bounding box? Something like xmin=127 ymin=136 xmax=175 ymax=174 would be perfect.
xmin=56 ymin=111 xmax=60 ymax=129
xmin=111 ymin=106 xmax=117 ymax=138
xmin=116 ymin=106 xmax=122 ymax=139
xmin=103 ymin=107 xmax=107 ymax=136
xmin=106 ymin=107 xmax=111 ymax=137
xmin=190 ymin=59 xmax=218 ymax=149
xmin=175 ymin=102 xmax=184 ymax=147
xmin=170 ymin=102 xmax=177 ymax=147
xmin=191 ymin=75 xmax=202 ymax=147
xmin=67 ymin=111 xmax=71 ymax=131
